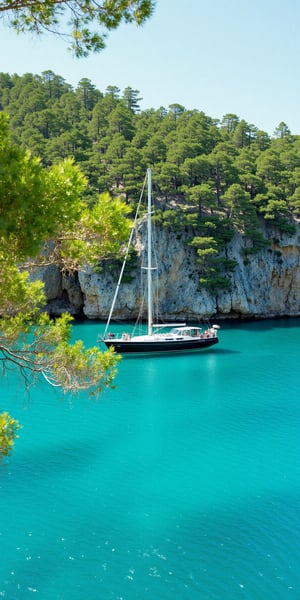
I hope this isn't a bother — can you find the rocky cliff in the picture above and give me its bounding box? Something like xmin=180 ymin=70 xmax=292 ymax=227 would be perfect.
xmin=38 ymin=222 xmax=300 ymax=321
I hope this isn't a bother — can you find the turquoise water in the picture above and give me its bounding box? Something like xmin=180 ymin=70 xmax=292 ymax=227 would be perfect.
xmin=1 ymin=318 xmax=300 ymax=599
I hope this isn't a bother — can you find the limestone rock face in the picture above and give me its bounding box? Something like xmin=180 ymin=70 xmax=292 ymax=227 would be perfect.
xmin=31 ymin=266 xmax=84 ymax=315
xmin=219 ymin=227 xmax=300 ymax=319
xmin=42 ymin=223 xmax=300 ymax=320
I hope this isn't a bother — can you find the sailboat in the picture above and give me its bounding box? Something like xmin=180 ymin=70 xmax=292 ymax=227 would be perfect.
xmin=101 ymin=168 xmax=220 ymax=354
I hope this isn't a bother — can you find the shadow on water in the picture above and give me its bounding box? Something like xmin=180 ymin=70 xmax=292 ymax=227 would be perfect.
xmin=0 ymin=442 xmax=97 ymax=487
xmin=210 ymin=347 xmax=239 ymax=355
xmin=121 ymin=347 xmax=239 ymax=360
xmin=224 ymin=316 xmax=300 ymax=332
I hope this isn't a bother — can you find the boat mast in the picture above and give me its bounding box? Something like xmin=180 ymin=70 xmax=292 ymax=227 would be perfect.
xmin=103 ymin=171 xmax=148 ymax=340
xmin=147 ymin=168 xmax=153 ymax=336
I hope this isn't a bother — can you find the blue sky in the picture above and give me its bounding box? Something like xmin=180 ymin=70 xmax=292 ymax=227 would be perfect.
xmin=1 ymin=0 xmax=300 ymax=135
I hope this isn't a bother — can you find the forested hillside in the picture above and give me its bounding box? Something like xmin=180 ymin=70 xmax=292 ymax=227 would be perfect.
xmin=1 ymin=70 xmax=299 ymax=292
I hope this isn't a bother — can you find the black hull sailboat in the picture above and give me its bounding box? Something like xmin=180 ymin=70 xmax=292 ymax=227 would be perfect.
xmin=104 ymin=332 xmax=218 ymax=354
xmin=101 ymin=169 xmax=220 ymax=355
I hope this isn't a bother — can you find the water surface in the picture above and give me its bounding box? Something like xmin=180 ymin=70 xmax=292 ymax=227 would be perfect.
xmin=1 ymin=319 xmax=299 ymax=599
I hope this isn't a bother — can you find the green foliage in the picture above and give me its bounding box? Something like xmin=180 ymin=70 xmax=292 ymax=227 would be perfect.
xmin=0 ymin=0 xmax=155 ymax=459
xmin=0 ymin=412 xmax=20 ymax=461
xmin=0 ymin=109 xmax=131 ymax=460
xmin=0 ymin=112 xmax=131 ymax=273
xmin=242 ymin=228 xmax=270 ymax=255
xmin=0 ymin=261 xmax=45 ymax=317
xmin=1 ymin=312 xmax=120 ymax=394
xmin=1 ymin=71 xmax=300 ymax=309
xmin=189 ymin=224 xmax=237 ymax=293
xmin=0 ymin=0 xmax=155 ymax=57
xmin=2 ymin=69 xmax=300 ymax=458
xmin=56 ymin=192 xmax=132 ymax=271
xmin=199 ymin=274 xmax=232 ymax=294
xmin=152 ymin=208 xmax=183 ymax=230
xmin=187 ymin=214 xmax=234 ymax=246
xmin=185 ymin=183 xmax=215 ymax=217
xmin=0 ymin=113 xmax=87 ymax=260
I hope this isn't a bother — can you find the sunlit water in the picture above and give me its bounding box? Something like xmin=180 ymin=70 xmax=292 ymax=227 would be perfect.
xmin=1 ymin=318 xmax=300 ymax=599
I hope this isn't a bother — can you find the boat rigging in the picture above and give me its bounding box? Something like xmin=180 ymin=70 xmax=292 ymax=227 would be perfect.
xmin=101 ymin=168 xmax=220 ymax=354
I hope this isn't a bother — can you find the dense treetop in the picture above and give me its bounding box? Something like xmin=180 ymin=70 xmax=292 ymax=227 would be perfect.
xmin=1 ymin=71 xmax=299 ymax=291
